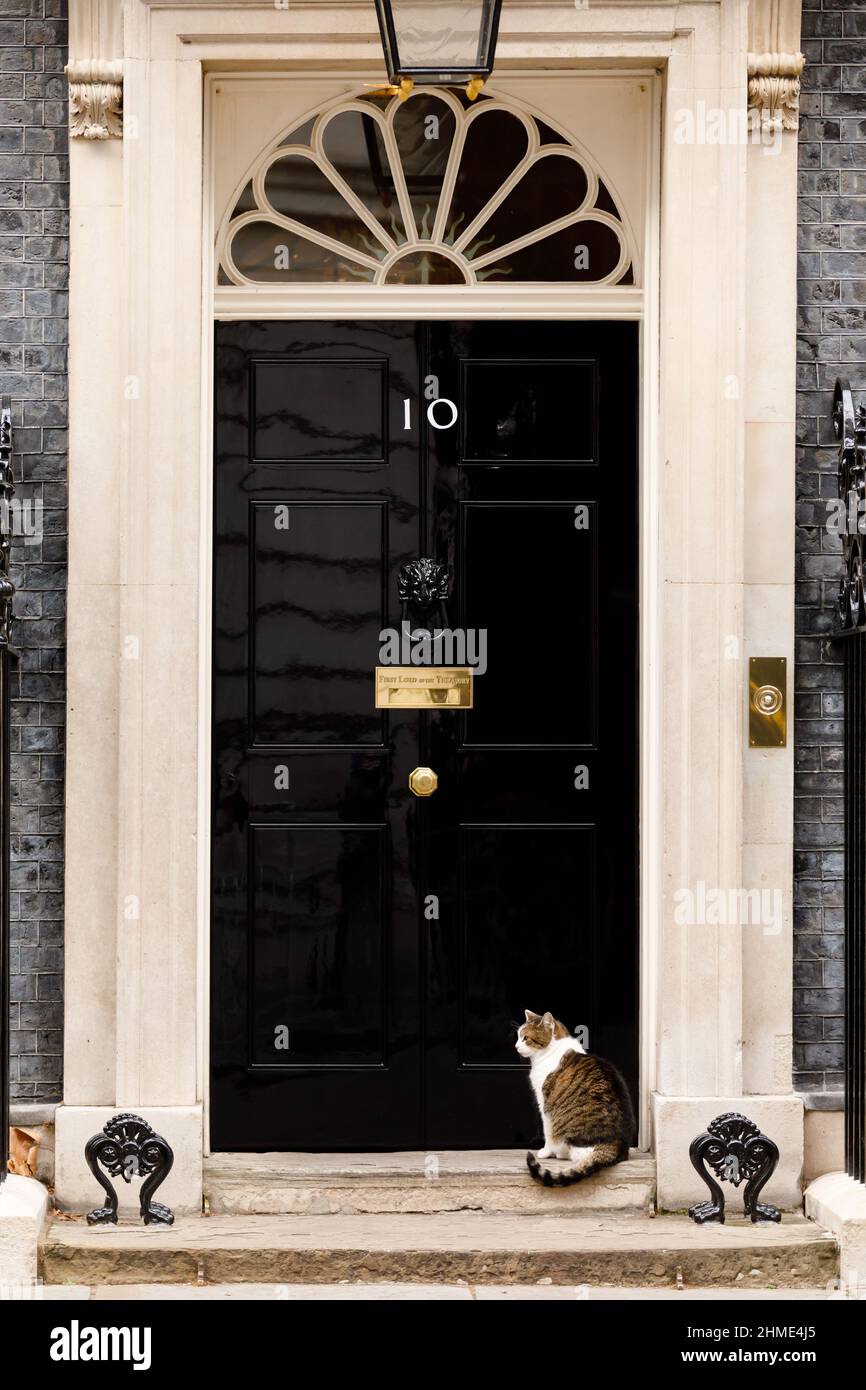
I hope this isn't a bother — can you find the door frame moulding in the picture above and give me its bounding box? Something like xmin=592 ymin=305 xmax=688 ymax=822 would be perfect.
xmin=199 ymin=66 xmax=661 ymax=1151
xmin=55 ymin=0 xmax=795 ymax=1209
xmin=214 ymin=286 xmax=644 ymax=321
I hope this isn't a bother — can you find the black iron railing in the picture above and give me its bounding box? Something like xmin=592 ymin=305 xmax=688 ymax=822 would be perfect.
xmin=834 ymin=378 xmax=866 ymax=1183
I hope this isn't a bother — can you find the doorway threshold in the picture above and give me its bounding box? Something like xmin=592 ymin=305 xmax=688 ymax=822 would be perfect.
xmin=203 ymin=1150 xmax=655 ymax=1216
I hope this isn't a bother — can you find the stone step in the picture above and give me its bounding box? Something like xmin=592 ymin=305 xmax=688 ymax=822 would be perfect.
xmin=203 ymin=1149 xmax=656 ymax=1215
xmin=40 ymin=1212 xmax=837 ymax=1289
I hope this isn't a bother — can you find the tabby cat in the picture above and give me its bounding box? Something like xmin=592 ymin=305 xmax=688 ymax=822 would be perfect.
xmin=515 ymin=1009 xmax=634 ymax=1185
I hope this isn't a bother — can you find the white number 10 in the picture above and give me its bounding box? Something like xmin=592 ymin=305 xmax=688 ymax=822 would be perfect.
xmin=402 ymin=396 xmax=458 ymax=431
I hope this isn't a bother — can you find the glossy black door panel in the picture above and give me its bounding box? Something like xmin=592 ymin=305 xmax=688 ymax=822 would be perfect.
xmin=249 ymin=823 xmax=387 ymax=1066
xmin=253 ymin=359 xmax=386 ymax=462
xmin=212 ymin=321 xmax=422 ymax=1152
xmin=461 ymin=360 xmax=597 ymax=463
xmin=424 ymin=320 xmax=637 ymax=1147
xmin=459 ymin=825 xmax=596 ymax=1069
xmin=247 ymin=750 xmax=388 ymax=816
xmin=251 ymin=500 xmax=387 ymax=747
xmin=461 ymin=501 xmax=597 ymax=747
xmin=211 ymin=319 xmax=638 ymax=1151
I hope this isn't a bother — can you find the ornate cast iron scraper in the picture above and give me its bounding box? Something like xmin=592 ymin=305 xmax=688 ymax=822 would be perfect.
xmin=85 ymin=1112 xmax=175 ymax=1226
xmin=688 ymin=1112 xmax=781 ymax=1225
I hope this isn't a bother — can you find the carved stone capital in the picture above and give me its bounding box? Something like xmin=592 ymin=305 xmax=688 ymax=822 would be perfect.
xmin=747 ymin=51 xmax=805 ymax=134
xmin=65 ymin=60 xmax=123 ymax=140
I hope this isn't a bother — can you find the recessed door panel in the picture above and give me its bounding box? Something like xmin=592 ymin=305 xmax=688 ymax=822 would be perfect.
xmin=461 ymin=360 xmax=597 ymax=463
xmin=459 ymin=825 xmax=595 ymax=1068
xmin=250 ymin=823 xmax=387 ymax=1067
xmin=251 ymin=500 xmax=387 ymax=747
xmin=253 ymin=360 xmax=386 ymax=462
xmin=460 ymin=501 xmax=597 ymax=747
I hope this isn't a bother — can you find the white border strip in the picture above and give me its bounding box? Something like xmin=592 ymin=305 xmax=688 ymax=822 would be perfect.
xmin=214 ymin=283 xmax=644 ymax=320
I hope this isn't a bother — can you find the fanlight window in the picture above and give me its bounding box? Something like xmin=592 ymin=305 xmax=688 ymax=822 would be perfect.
xmin=217 ymin=88 xmax=636 ymax=287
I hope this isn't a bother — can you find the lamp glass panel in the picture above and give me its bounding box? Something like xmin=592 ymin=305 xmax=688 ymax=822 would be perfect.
xmin=389 ymin=1 xmax=493 ymax=72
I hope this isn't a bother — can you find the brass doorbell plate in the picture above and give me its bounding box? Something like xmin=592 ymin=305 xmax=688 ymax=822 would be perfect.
xmin=749 ymin=657 xmax=787 ymax=748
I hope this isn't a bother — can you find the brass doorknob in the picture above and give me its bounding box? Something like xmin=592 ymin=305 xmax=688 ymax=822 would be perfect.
xmin=409 ymin=766 xmax=438 ymax=797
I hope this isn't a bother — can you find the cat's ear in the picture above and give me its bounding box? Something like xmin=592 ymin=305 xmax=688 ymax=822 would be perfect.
xmin=524 ymin=1009 xmax=541 ymax=1023
xmin=541 ymin=1011 xmax=555 ymax=1031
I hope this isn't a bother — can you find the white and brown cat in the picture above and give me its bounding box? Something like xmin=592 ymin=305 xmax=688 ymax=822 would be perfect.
xmin=515 ymin=1009 xmax=634 ymax=1185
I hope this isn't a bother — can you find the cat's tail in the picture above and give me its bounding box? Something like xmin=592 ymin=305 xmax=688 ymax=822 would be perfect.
xmin=526 ymin=1141 xmax=625 ymax=1186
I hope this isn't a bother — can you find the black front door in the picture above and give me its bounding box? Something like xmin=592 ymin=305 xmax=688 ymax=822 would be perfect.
xmin=211 ymin=320 xmax=638 ymax=1151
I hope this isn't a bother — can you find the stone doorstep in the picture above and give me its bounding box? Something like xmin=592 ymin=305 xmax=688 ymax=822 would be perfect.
xmin=805 ymin=1171 xmax=866 ymax=1289
xmin=203 ymin=1149 xmax=656 ymax=1215
xmin=0 ymin=1175 xmax=50 ymax=1289
xmin=40 ymin=1212 xmax=838 ymax=1290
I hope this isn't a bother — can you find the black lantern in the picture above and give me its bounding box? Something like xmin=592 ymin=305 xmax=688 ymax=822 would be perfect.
xmin=373 ymin=1 xmax=503 ymax=100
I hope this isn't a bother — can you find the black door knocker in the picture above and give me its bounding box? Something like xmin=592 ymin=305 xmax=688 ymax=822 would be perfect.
xmin=85 ymin=1112 xmax=175 ymax=1226
xmin=688 ymin=1111 xmax=781 ymax=1224
xmin=398 ymin=558 xmax=451 ymax=635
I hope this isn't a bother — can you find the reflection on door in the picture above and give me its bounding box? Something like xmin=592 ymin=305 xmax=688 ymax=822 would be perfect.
xmin=211 ymin=320 xmax=638 ymax=1151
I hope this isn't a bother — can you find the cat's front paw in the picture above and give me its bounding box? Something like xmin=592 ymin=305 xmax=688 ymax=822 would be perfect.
xmin=536 ymin=1145 xmax=556 ymax=1159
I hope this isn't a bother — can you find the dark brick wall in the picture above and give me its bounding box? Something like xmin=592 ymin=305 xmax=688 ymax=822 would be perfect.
xmin=795 ymin=0 xmax=866 ymax=1102
xmin=0 ymin=0 xmax=67 ymax=1103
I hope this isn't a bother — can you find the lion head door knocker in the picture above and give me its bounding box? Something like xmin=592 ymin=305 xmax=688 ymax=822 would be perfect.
xmin=398 ymin=558 xmax=451 ymax=634
xmin=688 ymin=1112 xmax=781 ymax=1225
xmin=84 ymin=1113 xmax=174 ymax=1227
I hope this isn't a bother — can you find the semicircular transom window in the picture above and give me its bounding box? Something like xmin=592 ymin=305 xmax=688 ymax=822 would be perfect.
xmin=217 ymin=88 xmax=636 ymax=288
